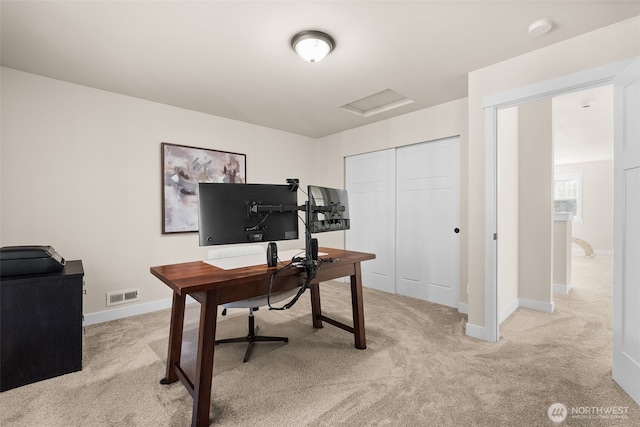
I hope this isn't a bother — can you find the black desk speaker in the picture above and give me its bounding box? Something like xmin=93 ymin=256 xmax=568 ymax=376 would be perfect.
xmin=267 ymin=242 xmax=277 ymax=267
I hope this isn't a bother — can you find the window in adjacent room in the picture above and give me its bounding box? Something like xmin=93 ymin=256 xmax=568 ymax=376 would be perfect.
xmin=554 ymin=172 xmax=583 ymax=222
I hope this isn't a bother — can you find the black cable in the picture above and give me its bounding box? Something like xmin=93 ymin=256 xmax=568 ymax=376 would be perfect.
xmin=267 ymin=185 xmax=316 ymax=310
xmin=267 ymin=261 xmax=298 ymax=310
xmin=282 ymin=259 xmax=318 ymax=309
xmin=245 ymin=212 xmax=271 ymax=232
xmin=267 ymin=257 xmax=320 ymax=311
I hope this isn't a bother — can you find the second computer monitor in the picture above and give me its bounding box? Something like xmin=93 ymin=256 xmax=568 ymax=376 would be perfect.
xmin=307 ymin=185 xmax=350 ymax=233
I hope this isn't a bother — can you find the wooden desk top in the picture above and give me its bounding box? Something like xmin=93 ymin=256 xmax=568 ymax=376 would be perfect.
xmin=150 ymin=247 xmax=375 ymax=295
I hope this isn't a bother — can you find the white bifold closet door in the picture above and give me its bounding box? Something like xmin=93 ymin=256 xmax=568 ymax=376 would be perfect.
xmin=346 ymin=137 xmax=460 ymax=308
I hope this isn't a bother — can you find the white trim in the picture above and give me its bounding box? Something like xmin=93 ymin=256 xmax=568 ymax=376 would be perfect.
xmin=83 ymin=296 xmax=196 ymax=326
xmin=482 ymin=57 xmax=636 ymax=343
xmin=458 ymin=302 xmax=468 ymax=314
xmin=553 ymin=283 xmax=573 ymax=294
xmin=498 ymin=299 xmax=520 ymax=324
xmin=499 ymin=298 xmax=556 ymax=324
xmin=553 ymin=212 xmax=574 ymax=221
xmin=483 ymin=59 xmax=636 ymax=109
xmin=482 ymin=106 xmax=499 ymax=343
xmin=465 ymin=322 xmax=490 ymax=341
xmin=519 ymin=297 xmax=555 ymax=314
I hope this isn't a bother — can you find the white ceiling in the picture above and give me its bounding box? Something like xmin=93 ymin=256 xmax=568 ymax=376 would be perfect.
xmin=1 ymin=1 xmax=638 ymax=138
xmin=553 ymin=85 xmax=613 ymax=165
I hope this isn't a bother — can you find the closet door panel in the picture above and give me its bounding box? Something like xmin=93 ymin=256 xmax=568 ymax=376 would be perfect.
xmin=346 ymin=149 xmax=396 ymax=293
xmin=396 ymin=137 xmax=460 ymax=307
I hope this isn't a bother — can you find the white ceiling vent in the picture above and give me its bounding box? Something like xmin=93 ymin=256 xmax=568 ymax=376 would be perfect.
xmin=341 ymin=89 xmax=414 ymax=118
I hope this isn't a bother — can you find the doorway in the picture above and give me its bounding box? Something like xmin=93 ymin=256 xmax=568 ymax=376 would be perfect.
xmin=484 ymin=57 xmax=640 ymax=404
xmin=483 ymin=58 xmax=635 ymax=342
xmin=553 ymin=85 xmax=614 ymax=301
xmin=495 ymin=86 xmax=615 ymax=324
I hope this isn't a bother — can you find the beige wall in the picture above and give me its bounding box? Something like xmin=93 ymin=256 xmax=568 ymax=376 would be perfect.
xmin=0 ymin=68 xmax=468 ymax=320
xmin=0 ymin=68 xmax=315 ymax=318
xmin=555 ymin=160 xmax=613 ymax=254
xmin=518 ymin=99 xmax=553 ymax=305
xmin=1 ymin=68 xmax=469 ymax=317
xmin=553 ymin=216 xmax=573 ymax=288
xmin=467 ymin=16 xmax=639 ymax=329
xmin=2 ymin=15 xmax=637 ymax=326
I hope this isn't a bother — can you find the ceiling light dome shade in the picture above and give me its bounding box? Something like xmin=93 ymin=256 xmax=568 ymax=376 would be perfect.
xmin=528 ymin=18 xmax=553 ymax=36
xmin=291 ymin=30 xmax=335 ymax=63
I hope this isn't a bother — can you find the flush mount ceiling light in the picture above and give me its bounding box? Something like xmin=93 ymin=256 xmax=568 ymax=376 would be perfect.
xmin=528 ymin=18 xmax=553 ymax=36
xmin=291 ymin=30 xmax=335 ymax=63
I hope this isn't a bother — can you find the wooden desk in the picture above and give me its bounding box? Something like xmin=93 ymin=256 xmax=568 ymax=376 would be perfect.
xmin=150 ymin=247 xmax=375 ymax=427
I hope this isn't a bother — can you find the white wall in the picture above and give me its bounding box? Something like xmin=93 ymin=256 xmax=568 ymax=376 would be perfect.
xmin=467 ymin=16 xmax=640 ymax=329
xmin=0 ymin=68 xmax=315 ymax=321
xmin=555 ymin=160 xmax=613 ymax=254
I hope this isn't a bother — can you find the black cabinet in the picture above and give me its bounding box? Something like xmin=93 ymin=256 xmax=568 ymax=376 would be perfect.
xmin=0 ymin=260 xmax=83 ymax=391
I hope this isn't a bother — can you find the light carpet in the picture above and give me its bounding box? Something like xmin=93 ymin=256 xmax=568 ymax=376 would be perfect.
xmin=0 ymin=255 xmax=638 ymax=426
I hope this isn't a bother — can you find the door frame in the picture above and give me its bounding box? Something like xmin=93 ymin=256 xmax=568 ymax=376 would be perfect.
xmin=482 ymin=57 xmax=637 ymax=343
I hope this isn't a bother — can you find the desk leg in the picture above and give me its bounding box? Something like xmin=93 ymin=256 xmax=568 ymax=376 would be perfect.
xmin=161 ymin=291 xmax=186 ymax=385
xmin=310 ymin=282 xmax=323 ymax=329
xmin=192 ymin=289 xmax=219 ymax=427
xmin=351 ymin=262 xmax=367 ymax=350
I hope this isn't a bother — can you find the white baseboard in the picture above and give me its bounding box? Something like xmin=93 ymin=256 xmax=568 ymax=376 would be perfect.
xmin=498 ymin=299 xmax=520 ymax=325
xmin=497 ymin=298 xmax=555 ymax=326
xmin=457 ymin=302 xmax=468 ymax=314
xmin=83 ymin=296 xmax=196 ymax=326
xmin=553 ymin=282 xmax=573 ymax=294
xmin=465 ymin=322 xmax=492 ymax=341
xmin=519 ymin=297 xmax=554 ymax=314
xmin=466 ymin=298 xmax=555 ymax=343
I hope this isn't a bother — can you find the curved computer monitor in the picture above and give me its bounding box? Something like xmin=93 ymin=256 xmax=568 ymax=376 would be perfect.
xmin=307 ymin=185 xmax=350 ymax=233
xmin=198 ymin=183 xmax=299 ymax=246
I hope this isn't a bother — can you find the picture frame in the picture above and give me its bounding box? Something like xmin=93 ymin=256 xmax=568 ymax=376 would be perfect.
xmin=161 ymin=142 xmax=246 ymax=234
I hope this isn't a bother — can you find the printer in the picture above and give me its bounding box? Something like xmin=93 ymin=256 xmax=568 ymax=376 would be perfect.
xmin=0 ymin=246 xmax=66 ymax=278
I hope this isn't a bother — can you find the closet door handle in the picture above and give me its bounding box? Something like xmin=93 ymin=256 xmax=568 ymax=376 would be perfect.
xmin=454 ymin=228 xmax=460 ymax=234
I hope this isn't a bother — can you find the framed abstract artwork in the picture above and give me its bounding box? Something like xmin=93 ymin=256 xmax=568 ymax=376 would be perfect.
xmin=161 ymin=142 xmax=246 ymax=234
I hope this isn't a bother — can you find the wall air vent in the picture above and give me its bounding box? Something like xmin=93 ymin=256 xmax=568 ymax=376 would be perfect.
xmin=106 ymin=288 xmax=140 ymax=307
xmin=340 ymin=89 xmax=414 ymax=117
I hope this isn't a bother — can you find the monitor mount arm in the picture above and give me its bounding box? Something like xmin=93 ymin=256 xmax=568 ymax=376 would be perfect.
xmin=246 ymin=202 xmax=305 ymax=216
xmin=247 ymin=201 xmax=318 ymax=265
